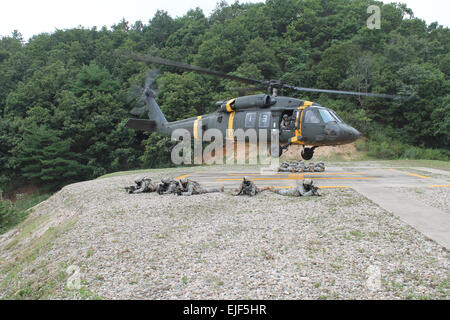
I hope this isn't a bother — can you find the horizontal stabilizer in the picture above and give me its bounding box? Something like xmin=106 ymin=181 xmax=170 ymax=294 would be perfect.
xmin=125 ymin=118 xmax=157 ymax=131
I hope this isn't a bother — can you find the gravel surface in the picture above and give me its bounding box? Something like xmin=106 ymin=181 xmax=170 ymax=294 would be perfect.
xmin=0 ymin=169 xmax=449 ymax=300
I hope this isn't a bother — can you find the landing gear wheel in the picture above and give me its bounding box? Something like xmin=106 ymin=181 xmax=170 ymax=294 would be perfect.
xmin=301 ymin=147 xmax=316 ymax=160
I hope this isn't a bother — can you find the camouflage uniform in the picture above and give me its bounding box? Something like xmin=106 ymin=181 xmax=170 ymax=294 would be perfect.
xmin=278 ymin=161 xmax=325 ymax=173
xmin=272 ymin=179 xmax=320 ymax=197
xmin=125 ymin=185 xmax=136 ymax=194
xmin=233 ymin=177 xmax=271 ymax=196
xmin=278 ymin=161 xmax=291 ymax=172
xmin=314 ymin=162 xmax=325 ymax=172
xmin=125 ymin=177 xmax=157 ymax=194
xmin=278 ymin=161 xmax=304 ymax=172
xmin=156 ymin=177 xmax=181 ymax=195
xmin=179 ymin=178 xmax=224 ymax=196
xmin=304 ymin=162 xmax=316 ymax=172
xmin=290 ymin=160 xmax=306 ymax=172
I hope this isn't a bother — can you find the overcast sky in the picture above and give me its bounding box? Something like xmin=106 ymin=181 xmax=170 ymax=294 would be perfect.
xmin=0 ymin=0 xmax=448 ymax=41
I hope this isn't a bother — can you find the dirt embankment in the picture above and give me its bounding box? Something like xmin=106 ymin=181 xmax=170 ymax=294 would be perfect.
xmin=203 ymin=142 xmax=361 ymax=163
xmin=2 ymin=184 xmax=40 ymax=203
xmin=283 ymin=143 xmax=360 ymax=161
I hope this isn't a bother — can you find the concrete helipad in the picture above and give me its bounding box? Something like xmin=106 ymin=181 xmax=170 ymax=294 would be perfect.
xmin=175 ymin=166 xmax=450 ymax=249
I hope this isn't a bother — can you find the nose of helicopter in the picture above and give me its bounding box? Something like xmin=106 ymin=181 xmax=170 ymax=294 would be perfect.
xmin=351 ymin=127 xmax=361 ymax=140
xmin=339 ymin=125 xmax=361 ymax=143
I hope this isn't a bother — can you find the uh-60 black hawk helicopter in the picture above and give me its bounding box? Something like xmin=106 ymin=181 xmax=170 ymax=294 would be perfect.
xmin=121 ymin=52 xmax=396 ymax=160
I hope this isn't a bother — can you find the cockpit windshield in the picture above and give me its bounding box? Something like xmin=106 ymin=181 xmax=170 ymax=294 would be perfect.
xmin=329 ymin=110 xmax=343 ymax=123
xmin=318 ymin=109 xmax=337 ymax=123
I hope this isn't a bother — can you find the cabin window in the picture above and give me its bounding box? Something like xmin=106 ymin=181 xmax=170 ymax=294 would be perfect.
xmin=303 ymin=109 xmax=320 ymax=123
xmin=245 ymin=112 xmax=257 ymax=128
xmin=258 ymin=112 xmax=271 ymax=128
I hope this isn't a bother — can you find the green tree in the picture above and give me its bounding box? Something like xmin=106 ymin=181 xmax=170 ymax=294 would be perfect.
xmin=16 ymin=125 xmax=92 ymax=190
xmin=156 ymin=72 xmax=214 ymax=120
xmin=141 ymin=132 xmax=173 ymax=168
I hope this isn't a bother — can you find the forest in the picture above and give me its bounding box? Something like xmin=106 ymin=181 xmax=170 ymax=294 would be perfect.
xmin=0 ymin=0 xmax=449 ymax=194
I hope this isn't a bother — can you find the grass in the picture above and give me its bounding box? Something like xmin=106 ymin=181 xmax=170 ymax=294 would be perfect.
xmin=368 ymin=159 xmax=450 ymax=171
xmin=0 ymin=219 xmax=77 ymax=299
xmin=0 ymin=191 xmax=77 ymax=299
xmin=13 ymin=193 xmax=52 ymax=212
xmin=0 ymin=193 xmax=52 ymax=235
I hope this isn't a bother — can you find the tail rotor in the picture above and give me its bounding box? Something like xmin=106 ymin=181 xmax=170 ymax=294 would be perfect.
xmin=127 ymin=70 xmax=159 ymax=116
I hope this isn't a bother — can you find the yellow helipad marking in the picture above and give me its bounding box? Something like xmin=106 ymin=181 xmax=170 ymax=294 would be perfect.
xmin=312 ymin=177 xmax=376 ymax=180
xmin=427 ymin=184 xmax=450 ymax=188
xmin=271 ymin=186 xmax=349 ymax=189
xmin=174 ymin=174 xmax=190 ymax=180
xmin=226 ymin=173 xmax=284 ymax=176
xmin=390 ymin=169 xmax=430 ymax=179
xmin=225 ymin=172 xmax=365 ymax=176
xmin=303 ymin=172 xmax=364 ymax=176
xmin=288 ymin=174 xmax=304 ymax=179
xmin=217 ymin=177 xmax=376 ymax=181
xmin=317 ymin=186 xmax=349 ymax=189
xmin=218 ymin=178 xmax=290 ymax=181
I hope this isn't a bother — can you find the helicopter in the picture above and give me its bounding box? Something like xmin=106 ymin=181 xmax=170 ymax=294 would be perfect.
xmin=120 ymin=52 xmax=397 ymax=160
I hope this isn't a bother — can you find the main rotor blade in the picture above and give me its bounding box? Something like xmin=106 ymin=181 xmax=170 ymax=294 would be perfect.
xmin=283 ymin=84 xmax=397 ymax=99
xmin=145 ymin=69 xmax=159 ymax=89
xmin=119 ymin=51 xmax=262 ymax=86
xmin=117 ymin=50 xmax=400 ymax=99
xmin=226 ymin=86 xmax=266 ymax=93
xmin=127 ymin=84 xmax=143 ymax=104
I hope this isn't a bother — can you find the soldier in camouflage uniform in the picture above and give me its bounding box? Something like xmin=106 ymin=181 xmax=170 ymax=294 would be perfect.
xmin=178 ymin=178 xmax=224 ymax=196
xmin=233 ymin=177 xmax=272 ymax=196
xmin=278 ymin=160 xmax=306 ymax=172
xmin=314 ymin=162 xmax=325 ymax=172
xmin=125 ymin=185 xmax=136 ymax=194
xmin=291 ymin=160 xmax=306 ymax=172
xmin=271 ymin=179 xmax=320 ymax=197
xmin=233 ymin=177 xmax=261 ymax=196
xmin=156 ymin=177 xmax=181 ymax=195
xmin=125 ymin=177 xmax=157 ymax=194
xmin=304 ymin=162 xmax=315 ymax=172
xmin=278 ymin=161 xmax=291 ymax=172
xmin=278 ymin=161 xmax=325 ymax=173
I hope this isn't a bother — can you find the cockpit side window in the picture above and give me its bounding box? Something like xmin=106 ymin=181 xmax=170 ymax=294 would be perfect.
xmin=303 ymin=109 xmax=320 ymax=123
xmin=318 ymin=109 xmax=337 ymax=123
